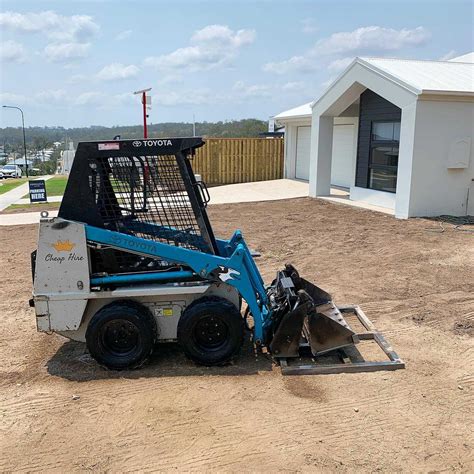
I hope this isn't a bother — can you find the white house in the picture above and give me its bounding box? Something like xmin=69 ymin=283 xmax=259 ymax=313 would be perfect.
xmin=274 ymin=54 xmax=474 ymax=218
xmin=59 ymin=142 xmax=76 ymax=174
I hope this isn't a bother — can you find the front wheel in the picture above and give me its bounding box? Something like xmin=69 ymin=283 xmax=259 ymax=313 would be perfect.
xmin=86 ymin=300 xmax=157 ymax=370
xmin=177 ymin=297 xmax=244 ymax=366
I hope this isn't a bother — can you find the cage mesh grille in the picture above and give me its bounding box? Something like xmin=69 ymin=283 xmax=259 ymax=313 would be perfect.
xmin=87 ymin=154 xmax=211 ymax=254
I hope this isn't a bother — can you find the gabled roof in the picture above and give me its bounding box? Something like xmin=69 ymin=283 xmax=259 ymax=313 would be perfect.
xmin=449 ymin=52 xmax=474 ymax=63
xmin=275 ymin=53 xmax=474 ymax=121
xmin=358 ymin=57 xmax=474 ymax=95
xmin=273 ymin=102 xmax=312 ymax=121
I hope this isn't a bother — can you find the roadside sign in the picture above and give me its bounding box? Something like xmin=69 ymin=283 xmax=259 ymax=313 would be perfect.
xmin=29 ymin=180 xmax=48 ymax=203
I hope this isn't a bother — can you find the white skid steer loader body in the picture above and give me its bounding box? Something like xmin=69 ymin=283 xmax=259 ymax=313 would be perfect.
xmin=34 ymin=219 xmax=90 ymax=332
xmin=32 ymin=217 xmax=239 ymax=343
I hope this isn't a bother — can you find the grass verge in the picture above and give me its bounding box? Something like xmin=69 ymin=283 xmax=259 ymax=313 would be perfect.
xmin=45 ymin=176 xmax=68 ymax=196
xmin=21 ymin=176 xmax=69 ymax=198
xmin=2 ymin=201 xmax=61 ymax=214
xmin=0 ymin=178 xmax=28 ymax=195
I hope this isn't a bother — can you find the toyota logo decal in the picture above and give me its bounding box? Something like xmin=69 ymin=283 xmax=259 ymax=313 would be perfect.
xmin=132 ymin=140 xmax=142 ymax=147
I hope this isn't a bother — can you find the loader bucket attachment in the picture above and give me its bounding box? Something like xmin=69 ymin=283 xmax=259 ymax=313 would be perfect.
xmin=297 ymin=276 xmax=356 ymax=354
xmin=298 ymin=277 xmax=332 ymax=305
xmin=305 ymin=303 xmax=356 ymax=355
xmin=267 ymin=266 xmax=356 ymax=357
xmin=269 ymin=290 xmax=313 ymax=358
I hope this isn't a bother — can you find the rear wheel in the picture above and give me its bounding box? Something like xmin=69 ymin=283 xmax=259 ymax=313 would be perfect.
xmin=177 ymin=297 xmax=244 ymax=366
xmin=86 ymin=300 xmax=157 ymax=370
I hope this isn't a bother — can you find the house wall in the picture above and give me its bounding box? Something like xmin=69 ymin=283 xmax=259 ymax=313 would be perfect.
xmin=281 ymin=119 xmax=312 ymax=179
xmin=407 ymin=98 xmax=474 ymax=217
xmin=281 ymin=117 xmax=357 ymax=184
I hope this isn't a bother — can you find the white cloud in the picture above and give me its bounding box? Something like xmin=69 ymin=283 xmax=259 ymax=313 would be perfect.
xmin=97 ymin=63 xmax=140 ymax=81
xmin=0 ymin=10 xmax=99 ymax=42
xmin=327 ymin=57 xmax=353 ymax=73
xmin=232 ymin=81 xmax=272 ymax=98
xmin=0 ymin=40 xmax=27 ymax=63
xmin=301 ymin=18 xmax=318 ymax=34
xmin=153 ymin=89 xmax=222 ymax=106
xmin=282 ymin=81 xmax=304 ymax=91
xmin=72 ymin=91 xmax=136 ymax=108
xmin=1 ymin=89 xmax=69 ymax=106
xmin=44 ymin=42 xmax=91 ymax=62
xmin=151 ymin=80 xmax=306 ymax=108
xmin=263 ymin=25 xmax=430 ymax=75
xmin=190 ymin=24 xmax=255 ymax=47
xmin=312 ymin=26 xmax=430 ymax=56
xmin=439 ymin=50 xmax=457 ymax=61
xmin=0 ymin=92 xmax=31 ymax=105
xmin=74 ymin=91 xmax=103 ymax=106
xmin=321 ymin=77 xmax=336 ymax=89
xmin=115 ymin=29 xmax=132 ymax=41
xmin=157 ymin=73 xmax=184 ymax=85
xmin=262 ymin=55 xmax=318 ymax=75
xmin=67 ymin=74 xmax=88 ymax=84
xmin=144 ymin=24 xmax=255 ymax=72
xmin=35 ymin=89 xmax=67 ymax=102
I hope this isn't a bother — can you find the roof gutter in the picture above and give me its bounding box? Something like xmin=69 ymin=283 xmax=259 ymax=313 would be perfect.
xmin=420 ymin=90 xmax=474 ymax=97
xmin=273 ymin=114 xmax=312 ymax=122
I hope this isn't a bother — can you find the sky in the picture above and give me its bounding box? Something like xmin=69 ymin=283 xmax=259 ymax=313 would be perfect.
xmin=0 ymin=0 xmax=472 ymax=128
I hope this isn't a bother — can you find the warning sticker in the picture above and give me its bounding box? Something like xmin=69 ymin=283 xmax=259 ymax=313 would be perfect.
xmin=98 ymin=142 xmax=120 ymax=151
xmin=154 ymin=307 xmax=174 ymax=317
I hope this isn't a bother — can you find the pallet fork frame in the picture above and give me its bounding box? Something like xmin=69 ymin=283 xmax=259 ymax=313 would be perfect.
xmin=279 ymin=305 xmax=405 ymax=375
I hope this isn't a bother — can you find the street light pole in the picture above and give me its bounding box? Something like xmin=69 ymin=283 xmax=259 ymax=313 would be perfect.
xmin=2 ymin=105 xmax=29 ymax=178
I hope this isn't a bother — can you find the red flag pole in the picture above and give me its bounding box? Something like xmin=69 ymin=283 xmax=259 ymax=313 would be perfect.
xmin=142 ymin=91 xmax=148 ymax=139
xmin=133 ymin=88 xmax=151 ymax=139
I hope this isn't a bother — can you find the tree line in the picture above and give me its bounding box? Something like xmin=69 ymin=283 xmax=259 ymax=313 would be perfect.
xmin=0 ymin=119 xmax=269 ymax=148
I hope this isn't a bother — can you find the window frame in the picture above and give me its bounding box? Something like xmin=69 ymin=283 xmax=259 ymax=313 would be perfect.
xmin=367 ymin=120 xmax=401 ymax=194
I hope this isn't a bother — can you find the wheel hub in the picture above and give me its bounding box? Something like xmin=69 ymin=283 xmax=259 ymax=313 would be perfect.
xmin=194 ymin=316 xmax=228 ymax=350
xmin=101 ymin=320 xmax=139 ymax=355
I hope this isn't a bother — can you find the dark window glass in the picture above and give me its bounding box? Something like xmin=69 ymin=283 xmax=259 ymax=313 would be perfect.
xmin=368 ymin=121 xmax=400 ymax=194
xmin=372 ymin=122 xmax=400 ymax=141
xmin=369 ymin=168 xmax=397 ymax=193
xmin=393 ymin=122 xmax=400 ymax=141
xmin=371 ymin=146 xmax=399 ymax=167
xmin=372 ymin=122 xmax=394 ymax=141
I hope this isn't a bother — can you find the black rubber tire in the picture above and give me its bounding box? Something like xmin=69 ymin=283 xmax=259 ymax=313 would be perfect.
xmin=86 ymin=300 xmax=157 ymax=370
xmin=177 ymin=296 xmax=244 ymax=366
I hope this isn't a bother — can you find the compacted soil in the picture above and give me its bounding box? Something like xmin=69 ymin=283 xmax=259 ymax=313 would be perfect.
xmin=0 ymin=197 xmax=473 ymax=472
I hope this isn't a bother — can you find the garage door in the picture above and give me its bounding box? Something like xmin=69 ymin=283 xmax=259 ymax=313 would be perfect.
xmin=331 ymin=124 xmax=354 ymax=188
xmin=295 ymin=126 xmax=311 ymax=180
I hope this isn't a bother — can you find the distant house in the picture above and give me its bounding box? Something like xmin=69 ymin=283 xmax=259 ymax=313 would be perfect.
xmin=59 ymin=142 xmax=76 ymax=174
xmin=274 ymin=53 xmax=474 ymax=218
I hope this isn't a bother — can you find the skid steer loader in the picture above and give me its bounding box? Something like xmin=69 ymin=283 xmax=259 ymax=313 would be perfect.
xmin=30 ymin=138 xmax=404 ymax=374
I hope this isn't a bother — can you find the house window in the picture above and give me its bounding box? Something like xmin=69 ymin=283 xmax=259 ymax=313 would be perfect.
xmin=368 ymin=121 xmax=400 ymax=193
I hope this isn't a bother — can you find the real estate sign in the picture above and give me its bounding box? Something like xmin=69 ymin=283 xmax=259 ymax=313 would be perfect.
xmin=29 ymin=180 xmax=48 ymax=203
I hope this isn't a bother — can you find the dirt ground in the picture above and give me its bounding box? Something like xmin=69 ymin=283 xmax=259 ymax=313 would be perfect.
xmin=1 ymin=197 xmax=473 ymax=472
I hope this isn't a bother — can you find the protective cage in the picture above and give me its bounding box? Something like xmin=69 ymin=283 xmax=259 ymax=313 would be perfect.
xmin=59 ymin=138 xmax=217 ymax=275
